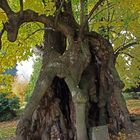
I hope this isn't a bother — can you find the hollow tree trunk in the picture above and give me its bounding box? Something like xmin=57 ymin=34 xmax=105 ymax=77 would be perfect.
xmin=16 ymin=22 xmax=132 ymax=140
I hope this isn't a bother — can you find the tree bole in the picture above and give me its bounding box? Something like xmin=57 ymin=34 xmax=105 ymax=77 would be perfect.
xmin=13 ymin=7 xmax=132 ymax=140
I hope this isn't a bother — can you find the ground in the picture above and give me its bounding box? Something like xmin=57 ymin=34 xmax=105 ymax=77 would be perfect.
xmin=126 ymin=99 xmax=140 ymax=115
xmin=110 ymin=99 xmax=140 ymax=140
xmin=0 ymin=120 xmax=17 ymax=140
xmin=0 ymin=99 xmax=140 ymax=140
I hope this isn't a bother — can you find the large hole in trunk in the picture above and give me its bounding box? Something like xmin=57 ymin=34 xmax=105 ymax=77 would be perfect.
xmin=29 ymin=76 xmax=75 ymax=140
xmin=50 ymin=76 xmax=75 ymax=140
xmin=52 ymin=76 xmax=73 ymax=128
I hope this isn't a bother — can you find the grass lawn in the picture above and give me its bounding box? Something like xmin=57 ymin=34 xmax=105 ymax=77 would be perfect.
xmin=0 ymin=120 xmax=17 ymax=139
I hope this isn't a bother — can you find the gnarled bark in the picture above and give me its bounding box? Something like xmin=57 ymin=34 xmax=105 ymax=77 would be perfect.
xmin=16 ymin=29 xmax=132 ymax=140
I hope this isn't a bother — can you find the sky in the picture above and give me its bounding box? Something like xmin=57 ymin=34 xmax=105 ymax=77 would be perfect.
xmin=16 ymin=56 xmax=35 ymax=81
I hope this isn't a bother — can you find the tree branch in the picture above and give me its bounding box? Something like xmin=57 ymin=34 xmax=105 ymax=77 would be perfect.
xmin=55 ymin=0 xmax=65 ymax=25
xmin=106 ymin=0 xmax=110 ymax=40
xmin=42 ymin=0 xmax=47 ymax=7
xmin=3 ymin=9 xmax=75 ymax=42
xmin=114 ymin=41 xmax=139 ymax=62
xmin=24 ymin=27 xmax=52 ymax=41
xmin=119 ymin=52 xmax=134 ymax=59
xmin=19 ymin=0 xmax=23 ymax=16
xmin=87 ymin=0 xmax=105 ymax=21
xmin=0 ymin=0 xmax=14 ymax=18
xmin=90 ymin=3 xmax=114 ymax=22
xmin=80 ymin=0 xmax=85 ymax=25
xmin=79 ymin=0 xmax=105 ymax=37
xmin=114 ymin=41 xmax=139 ymax=54
xmin=0 ymin=0 xmax=76 ymax=46
xmin=63 ymin=0 xmax=73 ymax=14
xmin=3 ymin=10 xmax=53 ymax=42
xmin=0 ymin=24 xmax=5 ymax=49
xmin=115 ymin=51 xmax=140 ymax=64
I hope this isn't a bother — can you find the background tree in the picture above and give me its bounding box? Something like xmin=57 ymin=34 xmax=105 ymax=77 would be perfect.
xmin=25 ymin=57 xmax=42 ymax=102
xmin=0 ymin=0 xmax=140 ymax=140
xmin=12 ymin=76 xmax=28 ymax=104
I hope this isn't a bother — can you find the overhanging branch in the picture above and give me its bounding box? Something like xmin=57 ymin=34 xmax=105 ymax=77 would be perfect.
xmin=0 ymin=0 xmax=14 ymax=18
xmin=0 ymin=1 xmax=76 ymax=43
xmin=114 ymin=41 xmax=139 ymax=62
xmin=3 ymin=9 xmax=75 ymax=42
xmin=24 ymin=27 xmax=53 ymax=41
xmin=114 ymin=41 xmax=139 ymax=54
xmin=3 ymin=10 xmax=55 ymax=42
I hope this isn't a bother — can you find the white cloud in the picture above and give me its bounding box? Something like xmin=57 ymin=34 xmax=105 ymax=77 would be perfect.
xmin=16 ymin=56 xmax=35 ymax=80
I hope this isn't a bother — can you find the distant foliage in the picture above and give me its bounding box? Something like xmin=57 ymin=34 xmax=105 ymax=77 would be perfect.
xmin=0 ymin=93 xmax=20 ymax=121
xmin=4 ymin=66 xmax=17 ymax=76
xmin=12 ymin=76 xmax=28 ymax=104
xmin=122 ymin=92 xmax=140 ymax=100
xmin=0 ymin=74 xmax=14 ymax=94
xmin=122 ymin=92 xmax=133 ymax=100
xmin=25 ymin=57 xmax=42 ymax=102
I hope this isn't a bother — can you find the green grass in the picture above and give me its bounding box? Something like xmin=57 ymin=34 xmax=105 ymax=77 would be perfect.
xmin=123 ymin=92 xmax=140 ymax=100
xmin=0 ymin=127 xmax=15 ymax=138
xmin=123 ymin=92 xmax=133 ymax=99
xmin=0 ymin=120 xmax=16 ymax=139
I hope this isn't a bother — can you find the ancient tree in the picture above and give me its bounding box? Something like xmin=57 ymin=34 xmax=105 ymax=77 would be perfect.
xmin=0 ymin=0 xmax=132 ymax=140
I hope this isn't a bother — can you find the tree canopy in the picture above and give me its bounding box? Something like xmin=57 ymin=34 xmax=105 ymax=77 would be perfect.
xmin=0 ymin=0 xmax=140 ymax=94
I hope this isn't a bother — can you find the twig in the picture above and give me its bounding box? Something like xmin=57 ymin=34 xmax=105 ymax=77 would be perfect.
xmin=87 ymin=0 xmax=105 ymax=22
xmin=110 ymin=9 xmax=115 ymax=21
xmin=24 ymin=27 xmax=53 ymax=41
xmin=55 ymin=0 xmax=65 ymax=26
xmin=42 ymin=0 xmax=46 ymax=7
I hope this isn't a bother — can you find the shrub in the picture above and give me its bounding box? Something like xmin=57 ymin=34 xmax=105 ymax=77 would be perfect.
xmin=122 ymin=92 xmax=133 ymax=100
xmin=0 ymin=93 xmax=20 ymax=121
xmin=122 ymin=92 xmax=140 ymax=100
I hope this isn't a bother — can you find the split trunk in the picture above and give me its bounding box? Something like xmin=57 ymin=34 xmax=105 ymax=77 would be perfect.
xmin=16 ymin=22 xmax=132 ymax=140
